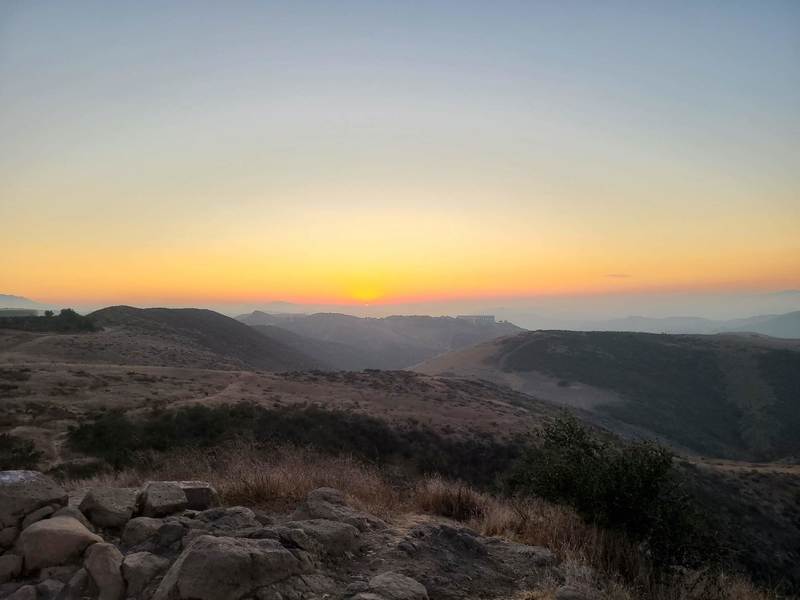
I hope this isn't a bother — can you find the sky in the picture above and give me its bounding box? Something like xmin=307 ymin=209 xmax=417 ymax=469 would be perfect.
xmin=1 ymin=1 xmax=799 ymax=316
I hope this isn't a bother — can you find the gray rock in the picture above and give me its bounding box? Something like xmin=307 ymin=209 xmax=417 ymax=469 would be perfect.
xmin=292 ymin=487 xmax=386 ymax=532
xmin=161 ymin=481 xmax=219 ymax=511
xmin=56 ymin=567 xmax=89 ymax=600
xmin=0 ymin=471 xmax=67 ymax=529
xmin=0 ymin=526 xmax=19 ymax=548
xmin=0 ymin=553 xmax=22 ymax=583
xmin=21 ymin=505 xmax=55 ymax=530
xmin=84 ymin=542 xmax=125 ymax=600
xmin=367 ymin=572 xmax=429 ymax=600
xmin=121 ymin=516 xmax=162 ymax=547
xmin=38 ymin=565 xmax=78 ymax=583
xmin=6 ymin=584 xmax=36 ymax=600
xmin=158 ymin=521 xmax=186 ymax=545
xmin=18 ymin=515 xmax=102 ymax=572
xmin=52 ymin=506 xmax=93 ymax=532
xmin=122 ymin=551 xmax=170 ymax=596
xmin=192 ymin=506 xmax=261 ymax=531
xmin=79 ymin=488 xmax=139 ymax=529
xmin=36 ymin=578 xmax=64 ymax=600
xmin=141 ymin=482 xmax=188 ymax=517
xmin=152 ymin=534 xmax=310 ymax=600
xmin=285 ymin=519 xmax=361 ymax=556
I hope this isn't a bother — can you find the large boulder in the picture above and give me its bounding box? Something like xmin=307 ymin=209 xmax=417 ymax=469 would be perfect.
xmin=141 ymin=483 xmax=188 ymax=518
xmin=17 ymin=516 xmax=102 ymax=572
xmin=0 ymin=471 xmax=67 ymax=529
xmin=122 ymin=551 xmax=170 ymax=597
xmin=292 ymin=488 xmax=386 ymax=532
xmin=84 ymin=543 xmax=125 ymax=600
xmin=79 ymin=488 xmax=139 ymax=529
xmin=152 ymin=535 xmax=310 ymax=600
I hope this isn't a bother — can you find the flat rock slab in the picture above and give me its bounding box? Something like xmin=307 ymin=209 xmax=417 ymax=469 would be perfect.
xmin=0 ymin=471 xmax=67 ymax=529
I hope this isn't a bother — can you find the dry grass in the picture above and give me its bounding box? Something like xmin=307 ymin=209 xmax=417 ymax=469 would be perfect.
xmin=66 ymin=444 xmax=775 ymax=600
xmin=64 ymin=441 xmax=404 ymax=518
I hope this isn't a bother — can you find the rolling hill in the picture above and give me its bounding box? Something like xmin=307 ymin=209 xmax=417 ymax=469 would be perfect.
xmin=238 ymin=311 xmax=524 ymax=370
xmin=0 ymin=306 xmax=321 ymax=371
xmin=85 ymin=306 xmax=322 ymax=371
xmin=416 ymin=330 xmax=800 ymax=460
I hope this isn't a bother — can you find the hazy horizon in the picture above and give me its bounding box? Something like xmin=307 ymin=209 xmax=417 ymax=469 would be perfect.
xmin=5 ymin=288 xmax=799 ymax=326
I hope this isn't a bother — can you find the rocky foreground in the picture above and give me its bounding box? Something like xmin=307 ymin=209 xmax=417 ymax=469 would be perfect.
xmin=0 ymin=470 xmax=589 ymax=600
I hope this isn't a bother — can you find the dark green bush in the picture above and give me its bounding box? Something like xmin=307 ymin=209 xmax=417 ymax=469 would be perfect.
xmin=0 ymin=434 xmax=43 ymax=470
xmin=505 ymin=413 xmax=720 ymax=569
xmin=67 ymin=403 xmax=524 ymax=486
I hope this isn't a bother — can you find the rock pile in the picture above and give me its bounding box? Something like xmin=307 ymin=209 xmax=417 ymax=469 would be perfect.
xmin=0 ymin=470 xmax=589 ymax=600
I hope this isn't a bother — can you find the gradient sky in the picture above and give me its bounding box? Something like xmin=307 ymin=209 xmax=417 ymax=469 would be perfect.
xmin=1 ymin=1 xmax=799 ymax=308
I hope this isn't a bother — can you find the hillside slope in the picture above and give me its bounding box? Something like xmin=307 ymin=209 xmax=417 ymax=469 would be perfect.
xmin=84 ymin=306 xmax=322 ymax=371
xmin=239 ymin=311 xmax=524 ymax=369
xmin=416 ymin=330 xmax=800 ymax=460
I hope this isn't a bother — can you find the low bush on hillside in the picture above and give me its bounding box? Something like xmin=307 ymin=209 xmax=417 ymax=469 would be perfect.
xmin=67 ymin=402 xmax=525 ymax=485
xmin=0 ymin=434 xmax=42 ymax=469
xmin=505 ymin=414 xmax=722 ymax=570
xmin=0 ymin=308 xmax=98 ymax=333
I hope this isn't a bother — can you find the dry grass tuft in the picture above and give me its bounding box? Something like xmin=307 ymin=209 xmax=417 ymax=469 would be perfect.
xmin=415 ymin=475 xmax=487 ymax=521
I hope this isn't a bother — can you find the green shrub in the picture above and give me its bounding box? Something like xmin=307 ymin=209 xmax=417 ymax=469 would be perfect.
xmin=0 ymin=434 xmax=43 ymax=470
xmin=67 ymin=403 xmax=524 ymax=486
xmin=505 ymin=413 xmax=720 ymax=569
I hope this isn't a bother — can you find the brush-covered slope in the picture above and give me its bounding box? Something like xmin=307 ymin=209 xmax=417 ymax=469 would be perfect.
xmin=417 ymin=330 xmax=800 ymax=460
xmin=239 ymin=311 xmax=524 ymax=370
xmin=83 ymin=306 xmax=322 ymax=371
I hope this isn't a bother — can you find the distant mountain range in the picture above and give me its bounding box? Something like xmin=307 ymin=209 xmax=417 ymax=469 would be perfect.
xmin=238 ymin=311 xmax=524 ymax=370
xmin=0 ymin=294 xmax=42 ymax=309
xmin=578 ymin=311 xmax=800 ymax=338
xmin=481 ymin=311 xmax=800 ymax=339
